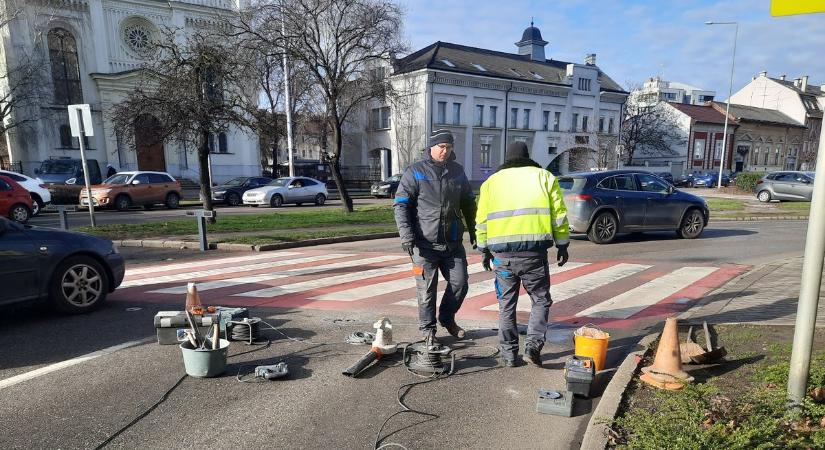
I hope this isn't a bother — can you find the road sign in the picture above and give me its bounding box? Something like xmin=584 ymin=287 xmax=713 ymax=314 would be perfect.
xmin=68 ymin=104 xmax=94 ymax=137
xmin=771 ymin=0 xmax=825 ymax=16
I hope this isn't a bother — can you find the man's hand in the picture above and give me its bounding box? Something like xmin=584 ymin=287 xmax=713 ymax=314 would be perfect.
xmin=556 ymin=244 xmax=569 ymax=267
xmin=401 ymin=242 xmax=414 ymax=256
xmin=469 ymin=231 xmax=477 ymax=249
xmin=482 ymin=249 xmax=493 ymax=271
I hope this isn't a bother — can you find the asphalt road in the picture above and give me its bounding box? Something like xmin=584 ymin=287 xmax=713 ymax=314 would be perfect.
xmin=29 ymin=197 xmax=391 ymax=228
xmin=0 ymin=220 xmax=807 ymax=449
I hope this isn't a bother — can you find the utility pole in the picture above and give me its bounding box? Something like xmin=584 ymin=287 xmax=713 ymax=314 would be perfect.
xmin=281 ymin=18 xmax=295 ymax=178
xmin=705 ymin=21 xmax=738 ymax=190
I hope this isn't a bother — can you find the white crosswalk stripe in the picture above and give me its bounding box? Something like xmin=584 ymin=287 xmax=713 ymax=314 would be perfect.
xmin=576 ymin=267 xmax=719 ymax=319
xmin=480 ymin=263 xmax=651 ymax=312
xmin=234 ymin=262 xmax=413 ymax=298
xmin=125 ymin=251 xmax=303 ymax=276
xmin=147 ymin=254 xmax=402 ymax=294
xmin=310 ymin=263 xmax=488 ymax=302
xmin=394 ymin=262 xmax=590 ymax=308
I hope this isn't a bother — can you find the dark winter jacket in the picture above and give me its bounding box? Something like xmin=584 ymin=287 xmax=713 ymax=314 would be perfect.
xmin=393 ymin=150 xmax=476 ymax=251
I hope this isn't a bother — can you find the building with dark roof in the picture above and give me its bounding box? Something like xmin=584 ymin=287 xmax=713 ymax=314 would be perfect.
xmin=351 ymin=24 xmax=629 ymax=182
xmin=729 ymin=71 xmax=823 ymax=169
xmin=657 ymin=102 xmax=737 ymax=174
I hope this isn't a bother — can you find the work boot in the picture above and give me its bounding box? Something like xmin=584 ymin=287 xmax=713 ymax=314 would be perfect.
xmin=524 ymin=345 xmax=542 ymax=366
xmin=424 ymin=330 xmax=440 ymax=348
xmin=440 ymin=321 xmax=466 ymax=339
xmin=503 ymin=356 xmax=522 ymax=368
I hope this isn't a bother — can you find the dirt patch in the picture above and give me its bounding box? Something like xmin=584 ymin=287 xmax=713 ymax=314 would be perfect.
xmin=608 ymin=324 xmax=825 ymax=449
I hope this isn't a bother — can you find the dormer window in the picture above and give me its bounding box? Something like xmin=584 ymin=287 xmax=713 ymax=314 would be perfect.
xmin=471 ymin=63 xmax=487 ymax=72
xmin=509 ymin=68 xmax=524 ymax=77
xmin=440 ymin=59 xmax=455 ymax=67
xmin=530 ymin=71 xmax=543 ymax=80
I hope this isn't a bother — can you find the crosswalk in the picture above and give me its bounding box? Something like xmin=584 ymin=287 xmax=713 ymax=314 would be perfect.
xmin=112 ymin=249 xmax=747 ymax=327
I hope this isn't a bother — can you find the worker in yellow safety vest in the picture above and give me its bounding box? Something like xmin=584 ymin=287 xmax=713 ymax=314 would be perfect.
xmin=475 ymin=141 xmax=570 ymax=367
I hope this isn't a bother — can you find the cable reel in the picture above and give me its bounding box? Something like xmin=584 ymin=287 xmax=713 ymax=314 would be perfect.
xmin=402 ymin=341 xmax=455 ymax=377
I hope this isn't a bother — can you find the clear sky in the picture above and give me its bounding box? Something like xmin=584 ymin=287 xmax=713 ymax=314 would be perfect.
xmin=400 ymin=0 xmax=825 ymax=97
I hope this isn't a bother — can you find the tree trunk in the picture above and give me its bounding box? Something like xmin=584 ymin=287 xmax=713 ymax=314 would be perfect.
xmin=198 ymin=127 xmax=216 ymax=224
xmin=330 ymin=118 xmax=353 ymax=213
xmin=271 ymin=134 xmax=279 ymax=176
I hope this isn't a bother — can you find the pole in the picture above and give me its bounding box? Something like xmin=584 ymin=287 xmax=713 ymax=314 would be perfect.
xmin=281 ymin=18 xmax=295 ymax=178
xmin=75 ymin=109 xmax=96 ymax=227
xmin=717 ymin=23 xmax=737 ymax=190
xmin=787 ymin=96 xmax=825 ymax=406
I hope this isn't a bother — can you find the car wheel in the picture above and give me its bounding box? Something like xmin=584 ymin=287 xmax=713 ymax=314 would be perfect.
xmin=9 ymin=203 xmax=30 ymax=223
xmin=588 ymin=211 xmax=618 ymax=244
xmin=757 ymin=190 xmax=771 ymax=203
xmin=270 ymin=194 xmax=283 ymax=208
xmin=31 ymin=195 xmax=43 ymax=216
xmin=677 ymin=209 xmax=705 ymax=239
xmin=227 ymin=192 xmax=241 ymax=206
xmin=50 ymin=255 xmax=109 ymax=314
xmin=165 ymin=192 xmax=181 ymax=209
xmin=315 ymin=194 xmax=326 ymax=206
xmin=115 ymin=194 xmax=131 ymax=211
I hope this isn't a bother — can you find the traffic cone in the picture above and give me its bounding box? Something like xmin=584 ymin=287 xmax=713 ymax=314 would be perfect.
xmin=185 ymin=282 xmax=203 ymax=314
xmin=640 ymin=317 xmax=694 ymax=390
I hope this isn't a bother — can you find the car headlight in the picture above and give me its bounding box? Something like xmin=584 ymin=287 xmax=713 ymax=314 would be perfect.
xmin=213 ymin=190 xmax=226 ymax=195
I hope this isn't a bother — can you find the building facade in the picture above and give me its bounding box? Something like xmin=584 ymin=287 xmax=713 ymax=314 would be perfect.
xmin=349 ymin=25 xmax=628 ymax=184
xmin=662 ymin=102 xmax=736 ymax=174
xmin=729 ymin=72 xmax=823 ymax=170
xmin=0 ymin=0 xmax=259 ymax=183
xmin=631 ymin=77 xmax=716 ymax=108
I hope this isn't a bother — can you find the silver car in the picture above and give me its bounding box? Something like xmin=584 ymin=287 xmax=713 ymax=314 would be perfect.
xmin=242 ymin=177 xmax=328 ymax=207
xmin=756 ymin=171 xmax=814 ymax=202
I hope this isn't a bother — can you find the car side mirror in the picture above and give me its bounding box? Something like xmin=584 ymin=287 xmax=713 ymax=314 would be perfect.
xmin=667 ymin=185 xmax=675 ymax=194
xmin=131 ymin=179 xmax=141 ymax=185
xmin=65 ymin=177 xmax=77 ymax=185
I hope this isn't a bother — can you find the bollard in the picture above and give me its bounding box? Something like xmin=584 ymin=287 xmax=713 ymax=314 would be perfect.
xmin=55 ymin=205 xmax=71 ymax=230
xmin=186 ymin=209 xmax=215 ymax=251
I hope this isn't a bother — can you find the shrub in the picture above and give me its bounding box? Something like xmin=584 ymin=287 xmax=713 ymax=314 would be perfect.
xmin=735 ymin=172 xmax=766 ymax=192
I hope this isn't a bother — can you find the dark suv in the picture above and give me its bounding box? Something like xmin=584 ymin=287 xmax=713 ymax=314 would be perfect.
xmin=558 ymin=170 xmax=709 ymax=244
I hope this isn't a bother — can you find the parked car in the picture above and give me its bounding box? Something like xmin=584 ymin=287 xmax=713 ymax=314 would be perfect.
xmin=371 ymin=174 xmax=402 ymax=198
xmin=79 ymin=171 xmax=182 ymax=211
xmin=672 ymin=173 xmax=696 ymax=187
xmin=0 ymin=169 xmax=51 ymax=215
xmin=212 ymin=176 xmax=273 ymax=206
xmin=755 ymin=171 xmax=815 ymax=202
xmin=242 ymin=177 xmax=328 ymax=207
xmin=0 ymin=175 xmax=33 ymax=223
xmin=692 ymin=172 xmax=730 ymax=188
xmin=35 ymin=157 xmax=102 ymax=186
xmin=0 ymin=217 xmax=124 ymax=312
xmin=654 ymin=172 xmax=674 ymax=184
xmin=558 ymin=170 xmax=709 ymax=244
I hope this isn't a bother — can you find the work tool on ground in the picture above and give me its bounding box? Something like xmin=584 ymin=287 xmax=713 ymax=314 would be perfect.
xmin=185 ymin=310 xmax=205 ymax=349
xmin=211 ymin=324 xmax=219 ymax=350
xmin=254 ymin=362 xmax=289 ymax=380
xmin=154 ymin=311 xmax=217 ymax=345
xmin=342 ymin=317 xmax=397 ymax=378
xmin=694 ymin=321 xmax=727 ymax=364
xmin=680 ymin=326 xmax=707 ymax=364
xmin=227 ymin=317 xmax=263 ymax=344
xmin=345 ymin=331 xmax=376 ymax=345
xmin=402 ymin=334 xmax=456 ymax=377
xmin=564 ymin=356 xmax=595 ymax=398
xmin=641 ymin=317 xmax=694 ymax=390
xmin=536 ymin=389 xmax=574 ymax=417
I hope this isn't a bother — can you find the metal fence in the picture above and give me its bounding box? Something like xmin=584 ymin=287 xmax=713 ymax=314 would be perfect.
xmin=0 ymin=160 xmax=22 ymax=173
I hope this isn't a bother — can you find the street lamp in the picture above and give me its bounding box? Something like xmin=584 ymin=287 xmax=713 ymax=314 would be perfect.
xmin=706 ymin=21 xmax=738 ymax=190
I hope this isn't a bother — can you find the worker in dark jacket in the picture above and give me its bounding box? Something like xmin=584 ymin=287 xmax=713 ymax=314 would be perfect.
xmin=394 ymin=129 xmax=477 ymax=342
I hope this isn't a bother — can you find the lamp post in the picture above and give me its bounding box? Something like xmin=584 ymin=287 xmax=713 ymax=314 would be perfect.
xmin=705 ymin=21 xmax=738 ymax=189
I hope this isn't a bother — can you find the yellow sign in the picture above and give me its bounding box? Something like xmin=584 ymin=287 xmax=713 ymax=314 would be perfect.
xmin=771 ymin=0 xmax=825 ymax=16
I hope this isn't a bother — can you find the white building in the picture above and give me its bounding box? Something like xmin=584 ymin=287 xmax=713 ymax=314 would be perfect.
xmin=0 ymin=0 xmax=259 ymax=183
xmin=349 ymin=25 xmax=628 ymax=184
xmin=631 ymin=77 xmax=716 ymax=108
xmin=729 ymin=71 xmax=823 ymax=169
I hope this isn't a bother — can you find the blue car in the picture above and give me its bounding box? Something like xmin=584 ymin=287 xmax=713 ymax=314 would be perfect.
xmin=692 ymin=172 xmax=730 ymax=188
xmin=559 ymin=170 xmax=709 ymax=244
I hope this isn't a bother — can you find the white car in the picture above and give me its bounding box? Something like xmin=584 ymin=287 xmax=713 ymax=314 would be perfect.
xmin=242 ymin=177 xmax=328 ymax=207
xmin=0 ymin=170 xmax=51 ymax=215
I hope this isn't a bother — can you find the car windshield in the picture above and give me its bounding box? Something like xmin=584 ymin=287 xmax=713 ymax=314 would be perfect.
xmin=223 ymin=177 xmax=247 ymax=187
xmin=40 ymin=160 xmax=76 ymax=174
xmin=805 ymin=172 xmax=816 ymax=180
xmin=103 ymin=174 xmax=131 ymax=185
xmin=267 ymin=178 xmax=290 ymax=187
xmin=558 ymin=177 xmax=587 ymax=192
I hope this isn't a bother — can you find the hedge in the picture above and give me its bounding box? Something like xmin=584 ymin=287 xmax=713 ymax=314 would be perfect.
xmin=735 ymin=172 xmax=766 ymax=192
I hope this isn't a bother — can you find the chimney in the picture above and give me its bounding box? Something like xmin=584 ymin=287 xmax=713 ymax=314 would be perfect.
xmin=584 ymin=53 xmax=596 ymax=66
xmin=801 ymin=75 xmax=809 ymax=91
xmin=779 ymin=74 xmax=786 ymax=81
xmin=758 ymin=70 xmax=767 ymax=78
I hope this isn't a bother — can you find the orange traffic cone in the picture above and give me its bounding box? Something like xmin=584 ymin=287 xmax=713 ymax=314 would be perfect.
xmin=185 ymin=282 xmax=203 ymax=314
xmin=640 ymin=317 xmax=694 ymax=390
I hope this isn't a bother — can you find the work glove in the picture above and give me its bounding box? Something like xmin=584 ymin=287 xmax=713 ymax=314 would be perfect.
xmin=482 ymin=249 xmax=494 ymax=271
xmin=401 ymin=242 xmax=414 ymax=256
xmin=556 ymin=244 xmax=569 ymax=267
xmin=469 ymin=231 xmax=477 ymax=249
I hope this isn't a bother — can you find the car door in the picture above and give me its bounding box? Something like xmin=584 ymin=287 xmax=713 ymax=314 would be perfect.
xmin=0 ymin=178 xmax=13 ymax=216
xmin=771 ymin=173 xmax=796 ymax=200
xmin=608 ymin=174 xmax=646 ymax=229
xmin=129 ymin=173 xmax=153 ymax=205
xmin=148 ymin=173 xmax=172 ymax=203
xmin=299 ymin=178 xmax=320 ymax=201
xmin=791 ymin=174 xmax=814 ymax=200
xmin=637 ymin=173 xmax=679 ymax=228
xmin=0 ymin=219 xmax=39 ymax=303
xmin=286 ymin=179 xmax=304 ymax=203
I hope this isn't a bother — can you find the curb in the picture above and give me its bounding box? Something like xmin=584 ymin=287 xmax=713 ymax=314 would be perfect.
xmin=711 ymin=215 xmax=807 ymax=222
xmin=579 ymin=332 xmax=659 ymax=450
xmin=114 ymin=232 xmax=400 ymax=252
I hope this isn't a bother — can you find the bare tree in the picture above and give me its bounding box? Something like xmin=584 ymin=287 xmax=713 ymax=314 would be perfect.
xmin=389 ymin=74 xmax=424 ymax=170
xmin=238 ymin=0 xmax=407 ymax=212
xmin=108 ymin=27 xmax=256 ymax=216
xmin=621 ymin=91 xmax=686 ymax=165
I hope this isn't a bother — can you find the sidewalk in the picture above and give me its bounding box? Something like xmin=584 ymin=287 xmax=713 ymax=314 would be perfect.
xmin=679 ymin=256 xmax=825 ymax=326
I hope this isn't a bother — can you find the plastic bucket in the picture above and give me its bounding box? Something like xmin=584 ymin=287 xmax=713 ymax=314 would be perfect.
xmin=573 ymin=326 xmax=610 ymax=371
xmin=180 ymin=338 xmax=230 ymax=378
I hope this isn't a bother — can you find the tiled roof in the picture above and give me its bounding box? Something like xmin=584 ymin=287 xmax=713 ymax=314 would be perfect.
xmin=770 ymin=77 xmax=824 ymax=96
xmin=667 ymin=102 xmax=731 ymax=125
xmin=393 ymin=41 xmax=627 ymax=94
xmin=713 ymin=102 xmax=806 ymax=128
